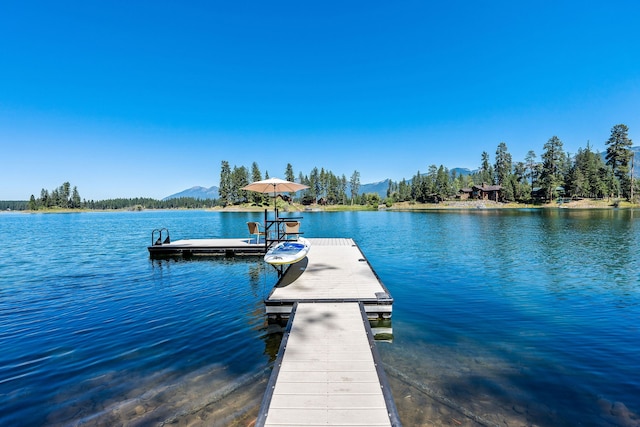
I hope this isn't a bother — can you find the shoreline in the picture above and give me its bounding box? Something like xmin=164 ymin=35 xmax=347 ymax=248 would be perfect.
xmin=387 ymin=198 xmax=635 ymax=210
xmin=4 ymin=198 xmax=638 ymax=214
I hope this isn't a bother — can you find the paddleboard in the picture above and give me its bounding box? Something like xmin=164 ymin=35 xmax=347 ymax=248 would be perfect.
xmin=264 ymin=237 xmax=311 ymax=266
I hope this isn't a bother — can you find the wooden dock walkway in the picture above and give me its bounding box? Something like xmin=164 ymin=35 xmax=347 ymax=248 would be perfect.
xmin=257 ymin=238 xmax=400 ymax=426
xmin=257 ymin=302 xmax=401 ymax=426
xmin=265 ymin=238 xmax=393 ymax=320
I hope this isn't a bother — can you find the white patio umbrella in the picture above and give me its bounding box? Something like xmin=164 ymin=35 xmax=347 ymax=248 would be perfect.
xmin=241 ymin=177 xmax=309 ymax=214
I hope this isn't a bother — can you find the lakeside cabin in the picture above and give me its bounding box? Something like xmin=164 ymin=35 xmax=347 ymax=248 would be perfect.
xmin=459 ymin=184 xmax=503 ymax=202
xmin=531 ymin=186 xmax=567 ymax=201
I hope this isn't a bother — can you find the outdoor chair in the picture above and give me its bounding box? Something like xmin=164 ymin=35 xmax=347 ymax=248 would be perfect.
xmin=282 ymin=221 xmax=302 ymax=240
xmin=247 ymin=221 xmax=266 ymax=244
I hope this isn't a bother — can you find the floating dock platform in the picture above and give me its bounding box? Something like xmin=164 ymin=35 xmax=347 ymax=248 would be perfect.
xmin=147 ymin=216 xmax=305 ymax=258
xmin=148 ymin=238 xmax=265 ymax=257
xmin=265 ymin=238 xmax=393 ymax=320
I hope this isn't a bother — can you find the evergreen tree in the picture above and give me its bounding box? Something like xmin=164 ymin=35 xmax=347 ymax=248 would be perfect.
xmin=339 ymin=175 xmax=347 ymax=204
xmin=319 ymin=168 xmax=328 ymax=201
xmin=309 ymin=167 xmax=320 ymax=202
xmin=602 ymin=166 xmax=619 ymax=198
xmin=566 ymin=163 xmax=587 ymax=198
xmin=494 ymin=142 xmax=512 ymax=187
xmin=40 ymin=189 xmax=50 ymax=207
xmin=29 ymin=195 xmax=38 ymax=210
xmin=231 ymin=166 xmax=249 ymax=203
xmin=567 ymin=144 xmax=607 ymax=198
xmin=605 ymin=124 xmax=633 ymax=198
xmin=457 ymin=173 xmax=473 ymax=190
xmin=250 ymin=162 xmax=264 ymax=205
xmin=326 ymin=173 xmax=340 ymax=204
xmin=502 ymin=174 xmax=518 ymax=202
xmin=282 ymin=163 xmax=295 ymax=201
xmin=540 ymin=136 xmax=565 ymax=200
xmin=285 ymin=163 xmax=295 ymax=182
xmin=386 ymin=180 xmax=395 ymax=199
xmin=479 ymin=151 xmax=494 ymax=184
xmin=425 ymin=165 xmax=438 ymax=198
xmin=52 ymin=186 xmax=60 ymax=207
xmin=411 ymin=171 xmax=424 ymax=202
xmin=71 ymin=186 xmax=81 ymax=208
xmin=219 ymin=160 xmax=232 ymax=206
xmin=524 ymin=150 xmax=537 ymax=187
xmin=61 ymin=182 xmax=71 ymax=207
xmin=349 ymin=170 xmax=360 ymax=204
xmin=450 ymin=170 xmax=458 ymax=193
xmin=398 ymin=179 xmax=410 ymax=202
xmin=435 ymin=165 xmax=450 ymax=201
xmin=512 ymin=161 xmax=530 ymax=201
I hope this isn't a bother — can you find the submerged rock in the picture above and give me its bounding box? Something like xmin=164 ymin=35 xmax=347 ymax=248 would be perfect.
xmin=611 ymin=401 xmax=630 ymax=417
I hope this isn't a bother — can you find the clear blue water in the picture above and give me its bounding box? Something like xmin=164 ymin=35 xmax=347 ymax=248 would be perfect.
xmin=1 ymin=209 xmax=639 ymax=426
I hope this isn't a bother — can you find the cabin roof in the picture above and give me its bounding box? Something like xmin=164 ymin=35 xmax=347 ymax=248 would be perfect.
xmin=472 ymin=184 xmax=502 ymax=191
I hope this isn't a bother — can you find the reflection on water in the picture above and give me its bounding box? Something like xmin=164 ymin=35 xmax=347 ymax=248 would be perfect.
xmin=1 ymin=209 xmax=639 ymax=426
xmin=45 ymin=364 xmax=269 ymax=427
xmin=367 ymin=209 xmax=640 ymax=426
xmin=0 ymin=212 xmax=280 ymax=426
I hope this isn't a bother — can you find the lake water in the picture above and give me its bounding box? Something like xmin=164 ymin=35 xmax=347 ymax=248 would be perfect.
xmin=1 ymin=209 xmax=639 ymax=426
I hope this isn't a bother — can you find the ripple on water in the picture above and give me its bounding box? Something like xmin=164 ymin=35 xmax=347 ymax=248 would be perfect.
xmin=1 ymin=210 xmax=639 ymax=426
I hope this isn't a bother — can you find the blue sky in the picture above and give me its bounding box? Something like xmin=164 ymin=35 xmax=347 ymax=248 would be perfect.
xmin=1 ymin=1 xmax=639 ymax=200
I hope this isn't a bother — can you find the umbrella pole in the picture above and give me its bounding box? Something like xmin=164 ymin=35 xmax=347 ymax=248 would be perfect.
xmin=273 ymin=185 xmax=278 ymax=220
xmin=264 ymin=209 xmax=268 ymax=251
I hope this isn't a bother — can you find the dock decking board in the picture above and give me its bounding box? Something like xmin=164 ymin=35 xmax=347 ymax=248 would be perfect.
xmin=257 ymin=302 xmax=400 ymax=427
xmin=265 ymin=238 xmax=393 ymax=319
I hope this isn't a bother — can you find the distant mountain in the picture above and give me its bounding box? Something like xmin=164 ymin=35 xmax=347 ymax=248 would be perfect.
xmin=358 ymin=179 xmax=390 ymax=198
xmin=451 ymin=167 xmax=475 ymax=176
xmin=356 ymin=170 xmax=475 ymax=198
xmin=599 ymin=146 xmax=640 ymax=177
xmin=163 ymin=186 xmax=219 ymax=201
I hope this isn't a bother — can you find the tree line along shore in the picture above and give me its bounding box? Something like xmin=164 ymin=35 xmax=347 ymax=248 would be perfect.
xmin=2 ymin=197 xmax=636 ymax=214
xmin=4 ymin=124 xmax=637 ymax=212
xmin=216 ymin=124 xmax=637 ymax=208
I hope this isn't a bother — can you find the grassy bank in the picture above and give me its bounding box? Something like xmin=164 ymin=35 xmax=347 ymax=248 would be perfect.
xmin=212 ymin=198 xmax=638 ymax=213
xmin=389 ymin=198 xmax=637 ymax=210
xmin=14 ymin=198 xmax=638 ymax=214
